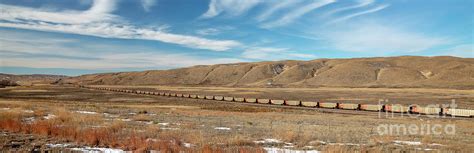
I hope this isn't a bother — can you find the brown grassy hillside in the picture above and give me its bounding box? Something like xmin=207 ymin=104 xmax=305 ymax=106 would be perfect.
xmin=59 ymin=56 xmax=474 ymax=89
xmin=0 ymin=73 xmax=66 ymax=86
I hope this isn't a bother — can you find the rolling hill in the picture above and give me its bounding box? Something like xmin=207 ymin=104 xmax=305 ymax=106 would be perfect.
xmin=59 ymin=56 xmax=474 ymax=89
xmin=0 ymin=73 xmax=67 ymax=86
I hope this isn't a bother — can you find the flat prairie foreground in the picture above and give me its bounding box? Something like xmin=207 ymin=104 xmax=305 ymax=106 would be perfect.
xmin=0 ymin=85 xmax=473 ymax=152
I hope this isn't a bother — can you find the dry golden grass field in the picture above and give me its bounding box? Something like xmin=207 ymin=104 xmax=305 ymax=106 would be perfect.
xmin=0 ymin=85 xmax=473 ymax=152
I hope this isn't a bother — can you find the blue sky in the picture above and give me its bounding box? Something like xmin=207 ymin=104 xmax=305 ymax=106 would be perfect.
xmin=0 ymin=0 xmax=472 ymax=76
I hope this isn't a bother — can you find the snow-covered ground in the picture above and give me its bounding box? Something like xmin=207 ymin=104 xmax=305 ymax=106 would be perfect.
xmin=23 ymin=110 xmax=34 ymax=113
xmin=69 ymin=147 xmax=129 ymax=153
xmin=264 ymin=147 xmax=320 ymax=153
xmin=47 ymin=144 xmax=130 ymax=153
xmin=160 ymin=127 xmax=179 ymax=130
xmin=43 ymin=114 xmax=56 ymax=120
xmin=103 ymin=113 xmax=119 ymax=118
xmin=254 ymin=138 xmax=282 ymax=144
xmin=157 ymin=122 xmax=169 ymax=126
xmin=393 ymin=140 xmax=422 ymax=145
xmin=76 ymin=111 xmax=98 ymax=114
xmin=46 ymin=144 xmax=71 ymax=148
xmin=214 ymin=127 xmax=231 ymax=130
xmin=183 ymin=142 xmax=194 ymax=148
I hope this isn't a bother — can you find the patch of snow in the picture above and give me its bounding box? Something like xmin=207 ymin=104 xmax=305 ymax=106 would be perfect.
xmin=158 ymin=122 xmax=169 ymax=126
xmin=148 ymin=113 xmax=157 ymax=116
xmin=119 ymin=118 xmax=132 ymax=122
xmin=263 ymin=147 xmax=320 ymax=153
xmin=183 ymin=143 xmax=194 ymax=148
xmin=309 ymin=140 xmax=326 ymax=145
xmin=214 ymin=127 xmax=231 ymax=130
xmin=393 ymin=140 xmax=422 ymax=145
xmin=328 ymin=143 xmax=360 ymax=146
xmin=128 ymin=112 xmax=137 ymax=115
xmin=284 ymin=142 xmax=294 ymax=147
xmin=23 ymin=110 xmax=34 ymax=113
xmin=69 ymin=147 xmax=129 ymax=153
xmin=76 ymin=111 xmax=98 ymax=114
xmin=43 ymin=114 xmax=56 ymax=120
xmin=160 ymin=127 xmax=179 ymax=130
xmin=416 ymin=148 xmax=436 ymax=151
xmin=103 ymin=113 xmax=119 ymax=118
xmin=46 ymin=143 xmax=71 ymax=148
xmin=429 ymin=143 xmax=444 ymax=146
xmin=254 ymin=139 xmax=282 ymax=144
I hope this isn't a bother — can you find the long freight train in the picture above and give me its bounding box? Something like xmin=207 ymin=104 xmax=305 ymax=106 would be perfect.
xmin=80 ymin=85 xmax=473 ymax=118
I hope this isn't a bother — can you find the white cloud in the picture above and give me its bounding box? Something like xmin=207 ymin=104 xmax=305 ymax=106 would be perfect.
xmin=0 ymin=55 xmax=245 ymax=69
xmin=328 ymin=4 xmax=389 ymax=24
xmin=200 ymin=0 xmax=263 ymax=18
xmin=242 ymin=47 xmax=316 ymax=60
xmin=0 ymin=0 xmax=241 ymax=51
xmin=262 ymin=0 xmax=336 ymax=28
xmin=0 ymin=0 xmax=117 ymax=24
xmin=256 ymin=1 xmax=302 ymax=22
xmin=141 ymin=0 xmax=157 ymax=12
xmin=322 ymin=23 xmax=449 ymax=53
xmin=323 ymin=0 xmax=375 ymax=17
xmin=0 ymin=22 xmax=241 ymax=51
xmin=0 ymin=32 xmax=246 ymax=69
xmin=0 ymin=32 xmax=85 ymax=57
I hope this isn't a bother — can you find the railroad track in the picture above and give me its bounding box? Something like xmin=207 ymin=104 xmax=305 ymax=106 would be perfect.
xmin=79 ymin=85 xmax=474 ymax=119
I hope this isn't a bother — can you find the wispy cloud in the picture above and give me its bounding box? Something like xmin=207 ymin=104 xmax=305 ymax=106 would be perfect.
xmin=0 ymin=31 xmax=84 ymax=57
xmin=0 ymin=22 xmax=241 ymax=51
xmin=0 ymin=0 xmax=241 ymax=51
xmin=0 ymin=54 xmax=245 ymax=69
xmin=323 ymin=0 xmax=374 ymax=17
xmin=200 ymin=0 xmax=263 ymax=19
xmin=256 ymin=1 xmax=302 ymax=22
xmin=262 ymin=0 xmax=336 ymax=28
xmin=328 ymin=4 xmax=389 ymax=24
xmin=0 ymin=1 xmax=117 ymax=24
xmin=141 ymin=0 xmax=157 ymax=12
xmin=0 ymin=31 xmax=246 ymax=69
xmin=322 ymin=23 xmax=449 ymax=53
xmin=195 ymin=26 xmax=234 ymax=36
xmin=242 ymin=47 xmax=317 ymax=60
